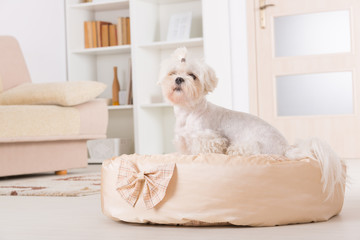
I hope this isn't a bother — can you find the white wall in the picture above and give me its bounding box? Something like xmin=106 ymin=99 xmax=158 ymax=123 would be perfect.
xmin=202 ymin=0 xmax=250 ymax=112
xmin=0 ymin=0 xmax=67 ymax=83
xmin=202 ymin=0 xmax=233 ymax=110
xmin=229 ymin=0 xmax=250 ymax=113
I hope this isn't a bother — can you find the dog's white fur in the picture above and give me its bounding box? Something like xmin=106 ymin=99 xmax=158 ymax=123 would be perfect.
xmin=159 ymin=47 xmax=346 ymax=199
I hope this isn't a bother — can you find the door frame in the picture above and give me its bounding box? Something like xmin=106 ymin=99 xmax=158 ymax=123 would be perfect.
xmin=246 ymin=0 xmax=260 ymax=116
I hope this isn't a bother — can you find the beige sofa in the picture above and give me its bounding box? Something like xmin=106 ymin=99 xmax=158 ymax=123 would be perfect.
xmin=0 ymin=36 xmax=108 ymax=177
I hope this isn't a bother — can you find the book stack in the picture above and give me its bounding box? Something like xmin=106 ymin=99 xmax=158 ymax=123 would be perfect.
xmin=84 ymin=17 xmax=131 ymax=48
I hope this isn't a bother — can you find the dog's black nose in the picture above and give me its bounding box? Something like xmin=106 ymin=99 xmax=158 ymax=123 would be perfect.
xmin=175 ymin=77 xmax=184 ymax=85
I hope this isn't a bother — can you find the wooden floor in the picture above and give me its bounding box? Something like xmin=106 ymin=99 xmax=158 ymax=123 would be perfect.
xmin=1 ymin=161 xmax=359 ymax=240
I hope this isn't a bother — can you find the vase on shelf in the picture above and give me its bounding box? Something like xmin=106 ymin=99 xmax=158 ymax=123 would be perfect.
xmin=112 ymin=66 xmax=120 ymax=105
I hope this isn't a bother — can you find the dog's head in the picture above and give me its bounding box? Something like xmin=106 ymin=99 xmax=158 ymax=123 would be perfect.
xmin=158 ymin=47 xmax=218 ymax=107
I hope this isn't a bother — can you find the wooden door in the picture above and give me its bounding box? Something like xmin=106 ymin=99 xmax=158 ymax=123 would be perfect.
xmin=249 ymin=0 xmax=360 ymax=158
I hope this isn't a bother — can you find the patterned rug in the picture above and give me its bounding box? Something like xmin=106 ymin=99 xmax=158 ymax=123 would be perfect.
xmin=0 ymin=171 xmax=101 ymax=197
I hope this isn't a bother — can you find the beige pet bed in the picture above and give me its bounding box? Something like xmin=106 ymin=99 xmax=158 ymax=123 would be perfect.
xmin=101 ymin=153 xmax=345 ymax=227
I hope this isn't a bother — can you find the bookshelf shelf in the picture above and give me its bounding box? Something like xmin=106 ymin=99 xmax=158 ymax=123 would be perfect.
xmin=140 ymin=103 xmax=172 ymax=108
xmin=72 ymin=45 xmax=131 ymax=55
xmin=139 ymin=38 xmax=203 ymax=50
xmin=108 ymin=105 xmax=133 ymax=110
xmin=138 ymin=0 xmax=197 ymax=4
xmin=69 ymin=0 xmax=129 ymax=11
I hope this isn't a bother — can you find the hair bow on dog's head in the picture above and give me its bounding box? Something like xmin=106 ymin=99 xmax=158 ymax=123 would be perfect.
xmin=172 ymin=47 xmax=188 ymax=64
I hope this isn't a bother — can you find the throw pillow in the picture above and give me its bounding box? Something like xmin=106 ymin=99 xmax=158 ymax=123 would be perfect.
xmin=0 ymin=81 xmax=106 ymax=106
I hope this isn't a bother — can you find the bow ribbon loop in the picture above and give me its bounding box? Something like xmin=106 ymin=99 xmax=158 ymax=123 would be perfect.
xmin=116 ymin=159 xmax=175 ymax=209
xmin=136 ymin=171 xmax=145 ymax=180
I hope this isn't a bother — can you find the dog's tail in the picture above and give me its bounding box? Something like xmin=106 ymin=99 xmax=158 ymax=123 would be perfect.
xmin=285 ymin=138 xmax=346 ymax=200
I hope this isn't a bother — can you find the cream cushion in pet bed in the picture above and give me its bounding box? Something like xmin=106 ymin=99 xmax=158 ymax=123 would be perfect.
xmin=101 ymin=153 xmax=345 ymax=227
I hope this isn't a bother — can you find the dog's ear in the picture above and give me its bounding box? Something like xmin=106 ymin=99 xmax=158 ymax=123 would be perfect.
xmin=203 ymin=64 xmax=218 ymax=93
xmin=172 ymin=47 xmax=188 ymax=63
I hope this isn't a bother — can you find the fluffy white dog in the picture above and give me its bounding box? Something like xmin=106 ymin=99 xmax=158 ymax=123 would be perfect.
xmin=159 ymin=47 xmax=345 ymax=198
xmin=159 ymin=47 xmax=288 ymax=156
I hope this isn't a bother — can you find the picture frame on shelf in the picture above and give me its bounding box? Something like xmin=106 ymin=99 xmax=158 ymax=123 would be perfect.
xmin=167 ymin=12 xmax=192 ymax=41
xmin=119 ymin=90 xmax=127 ymax=105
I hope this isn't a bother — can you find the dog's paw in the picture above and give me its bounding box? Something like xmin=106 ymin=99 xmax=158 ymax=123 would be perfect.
xmin=226 ymin=142 xmax=261 ymax=156
xmin=187 ymin=129 xmax=229 ymax=154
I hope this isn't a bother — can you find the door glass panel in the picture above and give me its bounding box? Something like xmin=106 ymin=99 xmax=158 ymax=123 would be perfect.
xmin=274 ymin=11 xmax=351 ymax=57
xmin=276 ymin=72 xmax=353 ymax=116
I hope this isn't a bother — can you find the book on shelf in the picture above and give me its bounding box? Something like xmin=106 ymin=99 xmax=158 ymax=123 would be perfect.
xmin=91 ymin=22 xmax=97 ymax=48
xmin=126 ymin=17 xmax=131 ymax=45
xmin=84 ymin=21 xmax=93 ymax=48
xmin=83 ymin=18 xmax=130 ymax=49
xmin=101 ymin=24 xmax=109 ymax=47
xmin=96 ymin=21 xmax=111 ymax=47
xmin=117 ymin=18 xmax=123 ymax=45
xmin=109 ymin=24 xmax=117 ymax=46
xmin=117 ymin=17 xmax=131 ymax=46
xmin=121 ymin=18 xmax=127 ymax=45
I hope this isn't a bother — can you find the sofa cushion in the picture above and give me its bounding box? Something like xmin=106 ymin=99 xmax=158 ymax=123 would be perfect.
xmin=0 ymin=81 xmax=106 ymax=106
xmin=0 ymin=99 xmax=108 ymax=142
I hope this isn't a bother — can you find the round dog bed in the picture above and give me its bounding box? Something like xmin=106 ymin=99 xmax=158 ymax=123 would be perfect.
xmin=101 ymin=153 xmax=345 ymax=227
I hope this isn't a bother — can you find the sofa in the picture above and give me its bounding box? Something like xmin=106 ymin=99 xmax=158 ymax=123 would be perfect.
xmin=0 ymin=36 xmax=108 ymax=177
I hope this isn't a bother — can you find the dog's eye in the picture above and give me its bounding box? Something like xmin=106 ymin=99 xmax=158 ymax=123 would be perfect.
xmin=188 ymin=73 xmax=197 ymax=80
xmin=169 ymin=71 xmax=176 ymax=76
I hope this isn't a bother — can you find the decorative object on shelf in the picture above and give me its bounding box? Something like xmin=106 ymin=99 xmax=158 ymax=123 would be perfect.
xmin=87 ymin=138 xmax=133 ymax=163
xmin=105 ymin=98 xmax=112 ymax=106
xmin=167 ymin=12 xmax=192 ymax=41
xmin=119 ymin=90 xmax=127 ymax=105
xmin=82 ymin=0 xmax=92 ymax=3
xmin=126 ymin=58 xmax=133 ymax=105
xmin=112 ymin=66 xmax=120 ymax=105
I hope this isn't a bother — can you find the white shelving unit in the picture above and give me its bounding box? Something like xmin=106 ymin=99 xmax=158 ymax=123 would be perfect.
xmin=65 ymin=0 xmax=217 ymax=155
xmin=66 ymin=0 xmax=135 ymax=154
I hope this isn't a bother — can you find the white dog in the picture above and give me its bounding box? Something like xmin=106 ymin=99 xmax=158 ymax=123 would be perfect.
xmin=159 ymin=47 xmax=288 ymax=156
xmin=159 ymin=47 xmax=345 ymax=198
